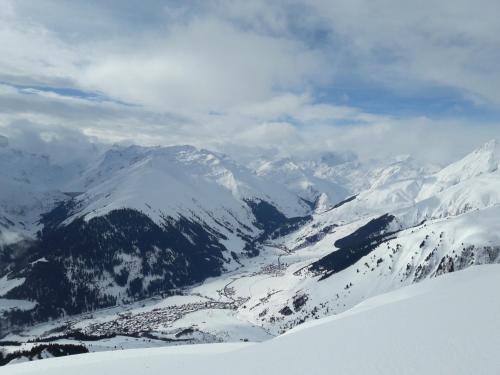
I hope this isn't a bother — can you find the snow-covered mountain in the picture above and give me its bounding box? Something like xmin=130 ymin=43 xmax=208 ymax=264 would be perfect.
xmin=0 ymin=147 xmax=68 ymax=248
xmin=0 ymin=139 xmax=499 ymax=367
xmin=238 ymin=139 xmax=500 ymax=332
xmin=0 ymin=143 xmax=314 ymax=329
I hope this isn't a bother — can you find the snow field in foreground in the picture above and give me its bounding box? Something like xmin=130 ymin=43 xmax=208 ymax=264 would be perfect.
xmin=4 ymin=265 xmax=500 ymax=375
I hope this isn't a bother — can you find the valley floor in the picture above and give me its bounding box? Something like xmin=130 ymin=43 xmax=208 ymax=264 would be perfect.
xmin=3 ymin=265 xmax=500 ymax=374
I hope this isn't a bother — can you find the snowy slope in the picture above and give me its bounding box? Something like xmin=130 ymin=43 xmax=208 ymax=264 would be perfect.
xmin=225 ymin=141 xmax=500 ymax=332
xmin=0 ymin=143 xmax=312 ymax=253
xmin=0 ymin=147 xmax=70 ymax=247
xmin=69 ymin=145 xmax=311 ymax=222
xmin=248 ymin=206 xmax=499 ymax=332
xmin=410 ymin=139 xmax=500 ymax=220
xmin=253 ymin=156 xmax=351 ymax=209
xmin=1 ymin=139 xmax=500 ymax=364
xmin=0 ymin=144 xmax=315 ymax=329
xmin=60 ymin=144 xmax=313 ymax=262
xmin=290 ymin=139 xmax=500 ymax=234
xmin=253 ymin=152 xmax=437 ymax=213
xmin=3 ymin=265 xmax=499 ymax=375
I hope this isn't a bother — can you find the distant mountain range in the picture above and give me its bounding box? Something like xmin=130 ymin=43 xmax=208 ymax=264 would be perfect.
xmin=0 ymin=139 xmax=499 ymax=364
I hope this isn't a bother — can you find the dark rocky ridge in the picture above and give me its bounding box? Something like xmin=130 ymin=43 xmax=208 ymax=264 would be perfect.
xmin=310 ymin=214 xmax=398 ymax=280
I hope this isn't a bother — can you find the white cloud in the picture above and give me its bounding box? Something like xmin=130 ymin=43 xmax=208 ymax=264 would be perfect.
xmin=0 ymin=2 xmax=81 ymax=86
xmin=307 ymin=0 xmax=500 ymax=105
xmin=79 ymin=18 xmax=327 ymax=112
xmin=0 ymin=0 xmax=499 ymax=166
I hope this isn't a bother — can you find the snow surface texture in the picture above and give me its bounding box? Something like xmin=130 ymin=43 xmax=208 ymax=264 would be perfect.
xmin=3 ymin=265 xmax=500 ymax=375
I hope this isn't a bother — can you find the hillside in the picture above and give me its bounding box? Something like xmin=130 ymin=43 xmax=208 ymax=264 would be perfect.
xmin=0 ymin=140 xmax=499 ymax=365
xmin=3 ymin=265 xmax=499 ymax=374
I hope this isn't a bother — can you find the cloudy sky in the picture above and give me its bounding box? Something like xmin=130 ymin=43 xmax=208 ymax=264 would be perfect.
xmin=1 ymin=0 xmax=499 ymax=163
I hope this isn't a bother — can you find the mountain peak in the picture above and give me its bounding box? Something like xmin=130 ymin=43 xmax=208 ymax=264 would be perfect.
xmin=476 ymin=139 xmax=499 ymax=154
xmin=437 ymin=139 xmax=499 ymax=183
xmin=464 ymin=139 xmax=499 ymax=166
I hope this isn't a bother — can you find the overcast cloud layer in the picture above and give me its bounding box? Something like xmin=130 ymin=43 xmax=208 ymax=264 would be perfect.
xmin=1 ymin=0 xmax=499 ymax=164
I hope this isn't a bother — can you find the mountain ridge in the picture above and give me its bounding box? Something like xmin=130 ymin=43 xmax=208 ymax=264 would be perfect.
xmin=0 ymin=139 xmax=499 ymax=364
